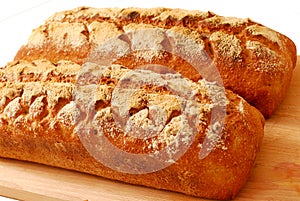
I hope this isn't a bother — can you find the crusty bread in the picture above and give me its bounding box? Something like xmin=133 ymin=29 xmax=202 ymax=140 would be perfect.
xmin=0 ymin=59 xmax=264 ymax=200
xmin=14 ymin=7 xmax=297 ymax=117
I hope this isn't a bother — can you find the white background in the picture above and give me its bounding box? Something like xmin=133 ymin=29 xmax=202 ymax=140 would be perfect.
xmin=0 ymin=0 xmax=299 ymax=200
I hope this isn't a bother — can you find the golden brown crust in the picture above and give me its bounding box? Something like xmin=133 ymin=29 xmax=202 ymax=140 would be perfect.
xmin=14 ymin=7 xmax=297 ymax=117
xmin=0 ymin=59 xmax=264 ymax=200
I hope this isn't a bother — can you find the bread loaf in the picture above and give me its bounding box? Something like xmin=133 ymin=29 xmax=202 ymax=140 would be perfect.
xmin=14 ymin=7 xmax=297 ymax=117
xmin=0 ymin=59 xmax=264 ymax=200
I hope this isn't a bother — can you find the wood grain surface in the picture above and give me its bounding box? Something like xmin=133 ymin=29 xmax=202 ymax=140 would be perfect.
xmin=0 ymin=57 xmax=299 ymax=201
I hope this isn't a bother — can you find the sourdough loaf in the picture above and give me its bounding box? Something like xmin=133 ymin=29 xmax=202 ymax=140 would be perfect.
xmin=14 ymin=7 xmax=297 ymax=117
xmin=0 ymin=59 xmax=264 ymax=200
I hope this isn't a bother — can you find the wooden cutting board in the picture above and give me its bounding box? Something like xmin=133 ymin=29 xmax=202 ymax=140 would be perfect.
xmin=0 ymin=57 xmax=299 ymax=201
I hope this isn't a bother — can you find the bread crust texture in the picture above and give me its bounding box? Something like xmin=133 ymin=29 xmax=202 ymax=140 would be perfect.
xmin=14 ymin=7 xmax=297 ymax=117
xmin=0 ymin=58 xmax=264 ymax=200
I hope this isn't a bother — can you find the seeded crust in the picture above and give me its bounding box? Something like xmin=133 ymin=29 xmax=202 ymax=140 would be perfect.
xmin=0 ymin=59 xmax=264 ymax=200
xmin=14 ymin=7 xmax=297 ymax=117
